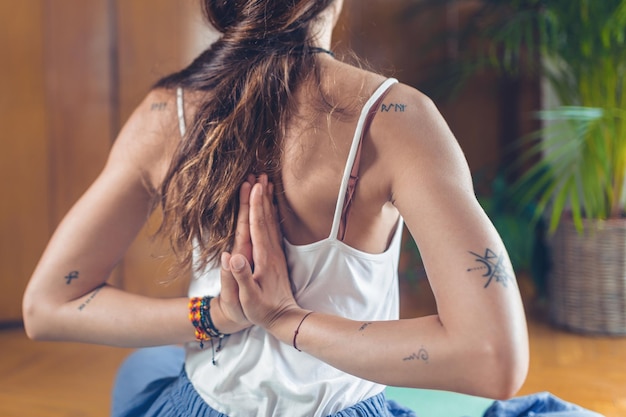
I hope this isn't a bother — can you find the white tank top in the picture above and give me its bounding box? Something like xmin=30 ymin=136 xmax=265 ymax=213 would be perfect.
xmin=180 ymin=78 xmax=403 ymax=417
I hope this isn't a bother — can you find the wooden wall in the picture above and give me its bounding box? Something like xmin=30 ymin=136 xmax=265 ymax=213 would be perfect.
xmin=340 ymin=0 xmax=540 ymax=179
xmin=0 ymin=0 xmax=213 ymax=322
xmin=0 ymin=0 xmax=538 ymax=323
xmin=1 ymin=2 xmax=49 ymax=322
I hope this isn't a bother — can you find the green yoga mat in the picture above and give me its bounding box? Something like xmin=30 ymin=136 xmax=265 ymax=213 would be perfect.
xmin=385 ymin=387 xmax=494 ymax=417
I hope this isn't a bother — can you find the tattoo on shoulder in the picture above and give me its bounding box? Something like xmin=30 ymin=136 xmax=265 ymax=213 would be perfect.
xmin=150 ymin=102 xmax=167 ymax=111
xmin=467 ymin=248 xmax=513 ymax=288
xmin=65 ymin=271 xmax=79 ymax=285
xmin=77 ymin=285 xmax=104 ymax=311
xmin=358 ymin=322 xmax=373 ymax=332
xmin=403 ymin=346 xmax=429 ymax=364
xmin=380 ymin=103 xmax=407 ymax=113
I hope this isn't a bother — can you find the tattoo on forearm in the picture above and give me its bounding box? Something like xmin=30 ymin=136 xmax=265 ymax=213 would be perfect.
xmin=403 ymin=346 xmax=429 ymax=364
xmin=358 ymin=322 xmax=373 ymax=332
xmin=380 ymin=103 xmax=406 ymax=113
xmin=150 ymin=102 xmax=167 ymax=111
xmin=77 ymin=285 xmax=104 ymax=311
xmin=467 ymin=248 xmax=513 ymax=288
xmin=65 ymin=271 xmax=79 ymax=285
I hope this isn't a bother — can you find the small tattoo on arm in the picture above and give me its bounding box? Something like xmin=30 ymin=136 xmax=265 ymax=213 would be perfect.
xmin=381 ymin=103 xmax=407 ymax=113
xmin=403 ymin=346 xmax=429 ymax=363
xmin=467 ymin=248 xmax=513 ymax=288
xmin=65 ymin=271 xmax=79 ymax=285
xmin=358 ymin=322 xmax=373 ymax=332
xmin=77 ymin=285 xmax=104 ymax=311
xmin=150 ymin=102 xmax=167 ymax=111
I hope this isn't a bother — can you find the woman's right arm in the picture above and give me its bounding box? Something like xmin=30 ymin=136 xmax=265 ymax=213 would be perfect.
xmin=23 ymin=89 xmax=249 ymax=347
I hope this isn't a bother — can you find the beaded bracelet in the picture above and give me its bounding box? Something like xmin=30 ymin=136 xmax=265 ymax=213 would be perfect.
xmin=199 ymin=296 xmax=228 ymax=339
xmin=188 ymin=296 xmax=211 ymax=348
xmin=189 ymin=295 xmax=230 ymax=357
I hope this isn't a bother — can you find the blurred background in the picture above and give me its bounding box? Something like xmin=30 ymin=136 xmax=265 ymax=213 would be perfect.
xmin=0 ymin=1 xmax=624 ymax=416
xmin=0 ymin=0 xmax=540 ymax=321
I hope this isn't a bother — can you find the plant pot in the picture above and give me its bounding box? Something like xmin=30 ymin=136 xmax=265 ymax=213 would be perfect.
xmin=548 ymin=217 xmax=626 ymax=335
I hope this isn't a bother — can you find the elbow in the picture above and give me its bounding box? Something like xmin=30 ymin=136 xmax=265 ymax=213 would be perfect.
xmin=485 ymin=362 xmax=528 ymax=401
xmin=22 ymin=291 xmax=56 ymax=341
xmin=476 ymin=337 xmax=529 ymax=400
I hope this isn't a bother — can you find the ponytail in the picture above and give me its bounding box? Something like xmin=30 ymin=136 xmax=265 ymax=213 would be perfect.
xmin=156 ymin=0 xmax=335 ymax=273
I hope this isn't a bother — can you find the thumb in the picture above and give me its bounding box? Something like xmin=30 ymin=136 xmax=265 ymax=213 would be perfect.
xmin=229 ymin=254 xmax=257 ymax=307
xmin=220 ymin=252 xmax=239 ymax=295
xmin=230 ymin=254 xmax=247 ymax=272
xmin=229 ymin=254 xmax=253 ymax=284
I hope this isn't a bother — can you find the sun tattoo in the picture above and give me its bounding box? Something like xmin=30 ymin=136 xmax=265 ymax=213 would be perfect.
xmin=467 ymin=248 xmax=513 ymax=288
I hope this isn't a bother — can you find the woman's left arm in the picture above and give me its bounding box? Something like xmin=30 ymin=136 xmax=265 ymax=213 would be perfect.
xmin=230 ymin=180 xmax=527 ymax=400
xmin=227 ymin=88 xmax=529 ymax=399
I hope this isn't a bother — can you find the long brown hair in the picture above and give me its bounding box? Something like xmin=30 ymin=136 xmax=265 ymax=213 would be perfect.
xmin=155 ymin=0 xmax=335 ymax=273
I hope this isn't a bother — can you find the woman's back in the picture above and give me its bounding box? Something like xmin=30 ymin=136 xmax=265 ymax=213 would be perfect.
xmin=175 ymin=58 xmax=404 ymax=255
xmin=183 ymin=71 xmax=407 ymax=416
xmin=278 ymin=58 xmax=400 ymax=253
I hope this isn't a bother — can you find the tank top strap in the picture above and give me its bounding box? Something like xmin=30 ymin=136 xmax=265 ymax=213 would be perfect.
xmin=330 ymin=78 xmax=398 ymax=241
xmin=176 ymin=87 xmax=187 ymax=137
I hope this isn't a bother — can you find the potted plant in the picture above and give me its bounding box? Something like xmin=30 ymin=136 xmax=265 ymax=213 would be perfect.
xmin=492 ymin=0 xmax=626 ymax=335
xmin=405 ymin=0 xmax=626 ymax=334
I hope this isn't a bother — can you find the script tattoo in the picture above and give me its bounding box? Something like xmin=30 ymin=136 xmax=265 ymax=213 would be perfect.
xmin=467 ymin=248 xmax=513 ymax=288
xmin=380 ymin=103 xmax=407 ymax=113
xmin=77 ymin=285 xmax=104 ymax=311
xmin=65 ymin=271 xmax=79 ymax=285
xmin=403 ymin=346 xmax=429 ymax=364
xmin=150 ymin=102 xmax=167 ymax=111
xmin=358 ymin=322 xmax=373 ymax=332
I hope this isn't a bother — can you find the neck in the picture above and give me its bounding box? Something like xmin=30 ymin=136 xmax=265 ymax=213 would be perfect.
xmin=309 ymin=3 xmax=339 ymax=50
xmin=311 ymin=26 xmax=332 ymax=50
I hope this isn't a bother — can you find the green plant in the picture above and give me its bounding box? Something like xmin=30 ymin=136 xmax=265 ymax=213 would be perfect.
xmin=517 ymin=106 xmax=626 ymax=231
xmin=499 ymin=0 xmax=626 ymax=231
xmin=405 ymin=0 xmax=626 ymax=231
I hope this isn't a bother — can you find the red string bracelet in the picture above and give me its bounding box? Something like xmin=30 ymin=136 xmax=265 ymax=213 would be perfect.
xmin=293 ymin=311 xmax=314 ymax=352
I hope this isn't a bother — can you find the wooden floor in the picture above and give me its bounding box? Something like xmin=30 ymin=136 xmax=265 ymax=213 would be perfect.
xmin=1 ymin=277 xmax=625 ymax=417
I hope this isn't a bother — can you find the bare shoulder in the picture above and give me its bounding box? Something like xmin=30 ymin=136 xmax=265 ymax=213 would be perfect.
xmin=368 ymin=82 xmax=474 ymax=201
xmin=108 ymin=87 xmax=182 ymax=193
xmin=318 ymin=59 xmax=388 ymax=108
xmin=374 ymin=82 xmax=448 ymax=142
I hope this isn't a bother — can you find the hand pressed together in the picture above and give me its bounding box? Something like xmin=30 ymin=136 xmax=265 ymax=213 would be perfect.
xmin=224 ymin=175 xmax=304 ymax=335
xmin=213 ymin=175 xmax=256 ymax=332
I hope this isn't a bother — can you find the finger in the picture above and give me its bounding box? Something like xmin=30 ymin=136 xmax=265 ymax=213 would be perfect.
xmin=265 ymin=182 xmax=282 ymax=245
xmin=221 ymin=252 xmax=232 ymax=272
xmin=235 ymin=180 xmax=252 ymax=242
xmin=249 ymin=183 xmax=273 ymax=261
xmin=233 ymin=180 xmax=253 ymax=262
xmin=229 ymin=253 xmax=256 ymax=291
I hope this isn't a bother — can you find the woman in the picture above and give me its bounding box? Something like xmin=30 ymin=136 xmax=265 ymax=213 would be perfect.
xmin=23 ymin=1 xmax=592 ymax=416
